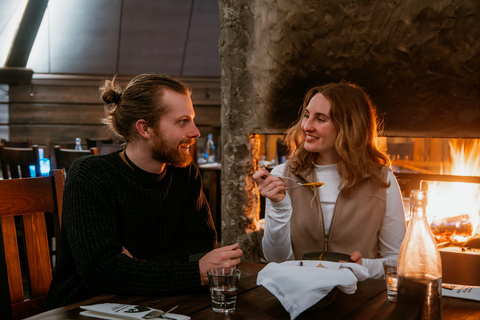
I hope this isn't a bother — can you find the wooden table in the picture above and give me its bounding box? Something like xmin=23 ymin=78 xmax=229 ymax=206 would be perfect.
xmin=26 ymin=262 xmax=480 ymax=320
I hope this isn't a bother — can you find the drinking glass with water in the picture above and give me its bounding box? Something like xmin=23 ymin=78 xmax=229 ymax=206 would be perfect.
xmin=207 ymin=268 xmax=241 ymax=313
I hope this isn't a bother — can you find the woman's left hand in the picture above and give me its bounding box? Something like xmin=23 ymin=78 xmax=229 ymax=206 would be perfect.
xmin=349 ymin=251 xmax=363 ymax=265
xmin=339 ymin=251 xmax=362 ymax=265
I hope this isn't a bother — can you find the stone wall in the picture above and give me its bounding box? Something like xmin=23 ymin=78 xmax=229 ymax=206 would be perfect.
xmin=220 ymin=0 xmax=480 ymax=137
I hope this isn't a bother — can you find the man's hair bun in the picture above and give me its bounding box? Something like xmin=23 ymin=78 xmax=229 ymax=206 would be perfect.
xmin=100 ymin=80 xmax=122 ymax=104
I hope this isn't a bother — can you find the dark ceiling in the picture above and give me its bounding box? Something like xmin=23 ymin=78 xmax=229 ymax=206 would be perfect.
xmin=0 ymin=0 xmax=221 ymax=77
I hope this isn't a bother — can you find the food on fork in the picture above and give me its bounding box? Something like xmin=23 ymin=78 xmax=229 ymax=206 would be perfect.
xmin=308 ymin=182 xmax=324 ymax=207
xmin=303 ymin=182 xmax=325 ymax=187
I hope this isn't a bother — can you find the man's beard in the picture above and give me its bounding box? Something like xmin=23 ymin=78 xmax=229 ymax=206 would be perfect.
xmin=149 ymin=135 xmax=193 ymax=168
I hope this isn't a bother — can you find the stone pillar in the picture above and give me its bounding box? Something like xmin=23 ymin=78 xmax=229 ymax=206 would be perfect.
xmin=218 ymin=0 xmax=263 ymax=261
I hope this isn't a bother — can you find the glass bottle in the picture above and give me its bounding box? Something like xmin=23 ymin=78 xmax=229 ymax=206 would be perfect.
xmin=397 ymin=189 xmax=442 ymax=320
xmin=205 ymin=134 xmax=216 ymax=163
xmin=75 ymin=137 xmax=82 ymax=150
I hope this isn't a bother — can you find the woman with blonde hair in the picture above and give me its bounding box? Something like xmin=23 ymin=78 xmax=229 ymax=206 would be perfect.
xmin=253 ymin=81 xmax=406 ymax=278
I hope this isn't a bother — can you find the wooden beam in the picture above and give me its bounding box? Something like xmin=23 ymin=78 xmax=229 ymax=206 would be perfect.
xmin=5 ymin=0 xmax=49 ymax=68
xmin=0 ymin=68 xmax=34 ymax=85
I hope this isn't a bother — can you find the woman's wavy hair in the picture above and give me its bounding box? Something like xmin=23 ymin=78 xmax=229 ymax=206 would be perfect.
xmin=285 ymin=81 xmax=391 ymax=196
xmin=99 ymin=74 xmax=190 ymax=148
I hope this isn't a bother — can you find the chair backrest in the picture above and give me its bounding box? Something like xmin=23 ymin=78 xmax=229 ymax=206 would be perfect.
xmin=0 ymin=144 xmax=41 ymax=179
xmin=86 ymin=137 xmax=120 ymax=155
xmin=0 ymin=169 xmax=64 ymax=320
xmin=54 ymin=145 xmax=98 ymax=173
xmin=96 ymin=141 xmax=121 ymax=155
xmin=0 ymin=139 xmax=33 ymax=148
xmin=86 ymin=137 xmax=114 ymax=149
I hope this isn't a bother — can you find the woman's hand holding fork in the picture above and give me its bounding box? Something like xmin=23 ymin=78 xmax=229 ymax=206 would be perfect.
xmin=253 ymin=168 xmax=287 ymax=203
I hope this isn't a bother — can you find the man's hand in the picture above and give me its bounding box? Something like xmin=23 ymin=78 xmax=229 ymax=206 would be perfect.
xmin=199 ymin=243 xmax=243 ymax=285
xmin=121 ymin=246 xmax=133 ymax=258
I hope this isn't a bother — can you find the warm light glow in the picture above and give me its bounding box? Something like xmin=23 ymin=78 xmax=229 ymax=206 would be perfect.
xmin=427 ymin=140 xmax=480 ymax=244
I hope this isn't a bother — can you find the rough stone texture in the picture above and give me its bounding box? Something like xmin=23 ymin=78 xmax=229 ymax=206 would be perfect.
xmin=247 ymin=0 xmax=480 ymax=138
xmin=218 ymin=0 xmax=262 ymax=261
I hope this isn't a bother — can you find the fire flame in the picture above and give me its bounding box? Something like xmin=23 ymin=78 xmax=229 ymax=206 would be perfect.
xmin=427 ymin=140 xmax=480 ymax=245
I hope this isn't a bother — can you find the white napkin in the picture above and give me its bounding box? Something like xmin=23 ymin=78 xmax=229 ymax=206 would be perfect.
xmin=256 ymin=260 xmax=369 ymax=319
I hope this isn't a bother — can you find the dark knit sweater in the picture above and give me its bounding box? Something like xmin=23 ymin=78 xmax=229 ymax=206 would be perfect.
xmin=46 ymin=151 xmax=217 ymax=309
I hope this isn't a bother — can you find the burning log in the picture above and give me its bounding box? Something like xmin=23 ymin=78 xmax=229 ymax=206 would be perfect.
xmin=431 ymin=214 xmax=473 ymax=246
xmin=464 ymin=238 xmax=480 ymax=249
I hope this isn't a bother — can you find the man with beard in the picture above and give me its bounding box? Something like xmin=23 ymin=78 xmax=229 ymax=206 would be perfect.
xmin=46 ymin=74 xmax=243 ymax=309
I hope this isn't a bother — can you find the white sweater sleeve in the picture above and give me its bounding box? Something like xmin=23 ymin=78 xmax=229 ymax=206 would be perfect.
xmin=362 ymin=171 xmax=406 ymax=278
xmin=261 ymin=164 xmax=295 ymax=262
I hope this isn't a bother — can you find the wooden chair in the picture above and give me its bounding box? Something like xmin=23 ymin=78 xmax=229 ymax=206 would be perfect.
xmin=0 ymin=144 xmax=41 ymax=179
xmin=54 ymin=145 xmax=98 ymax=174
xmin=86 ymin=137 xmax=120 ymax=155
xmin=0 ymin=169 xmax=64 ymax=320
xmin=86 ymin=137 xmax=114 ymax=149
xmin=0 ymin=139 xmax=33 ymax=148
xmin=96 ymin=142 xmax=121 ymax=155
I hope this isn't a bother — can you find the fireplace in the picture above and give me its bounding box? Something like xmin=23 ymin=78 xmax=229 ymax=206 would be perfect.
xmin=389 ymin=138 xmax=480 ymax=242
xmin=386 ymin=137 xmax=480 ymax=285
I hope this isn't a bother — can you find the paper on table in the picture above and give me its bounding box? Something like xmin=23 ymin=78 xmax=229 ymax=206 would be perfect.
xmin=442 ymin=284 xmax=480 ymax=301
xmin=80 ymin=303 xmax=190 ymax=320
xmin=256 ymin=260 xmax=369 ymax=320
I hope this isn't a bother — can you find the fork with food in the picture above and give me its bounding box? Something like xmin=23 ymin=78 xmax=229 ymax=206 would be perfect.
xmin=253 ymin=168 xmax=324 ymax=204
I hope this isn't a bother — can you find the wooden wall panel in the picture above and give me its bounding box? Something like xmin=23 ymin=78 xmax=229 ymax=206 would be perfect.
xmin=9 ymin=76 xmax=221 ymax=105
xmin=9 ymin=103 xmax=104 ymax=125
xmin=10 ymin=124 xmax=111 ymax=147
xmin=5 ymin=75 xmax=221 ymax=147
xmin=191 ymin=106 xmax=220 ymax=127
xmin=190 ymin=86 xmax=221 ymax=106
xmin=9 ymin=103 xmax=220 ymax=126
xmin=9 ymin=84 xmax=103 ymax=104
